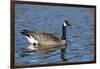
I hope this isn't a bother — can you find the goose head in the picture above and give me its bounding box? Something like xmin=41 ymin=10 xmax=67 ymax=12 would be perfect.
xmin=63 ymin=20 xmax=71 ymax=27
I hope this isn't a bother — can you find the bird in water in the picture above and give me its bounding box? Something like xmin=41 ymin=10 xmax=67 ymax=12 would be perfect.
xmin=20 ymin=20 xmax=71 ymax=46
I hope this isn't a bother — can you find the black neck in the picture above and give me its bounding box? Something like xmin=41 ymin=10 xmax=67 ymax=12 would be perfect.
xmin=61 ymin=24 xmax=66 ymax=40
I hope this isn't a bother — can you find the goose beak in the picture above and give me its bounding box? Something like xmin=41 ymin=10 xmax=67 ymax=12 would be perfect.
xmin=67 ymin=23 xmax=71 ymax=26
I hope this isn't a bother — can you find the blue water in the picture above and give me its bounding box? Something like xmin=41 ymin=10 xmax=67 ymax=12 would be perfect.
xmin=15 ymin=4 xmax=95 ymax=65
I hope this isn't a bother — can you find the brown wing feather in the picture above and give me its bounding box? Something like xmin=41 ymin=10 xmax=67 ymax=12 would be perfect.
xmin=29 ymin=32 xmax=60 ymax=41
xmin=27 ymin=31 xmax=65 ymax=45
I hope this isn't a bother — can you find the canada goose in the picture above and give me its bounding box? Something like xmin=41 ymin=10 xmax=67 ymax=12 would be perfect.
xmin=20 ymin=20 xmax=71 ymax=46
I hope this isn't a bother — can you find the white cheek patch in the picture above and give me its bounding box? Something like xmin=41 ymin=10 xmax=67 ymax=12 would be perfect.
xmin=25 ymin=36 xmax=38 ymax=44
xmin=63 ymin=22 xmax=67 ymax=27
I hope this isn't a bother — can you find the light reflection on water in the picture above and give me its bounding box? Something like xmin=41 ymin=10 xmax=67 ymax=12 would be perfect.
xmin=15 ymin=42 xmax=94 ymax=64
xmin=15 ymin=4 xmax=95 ymax=65
xmin=16 ymin=44 xmax=66 ymax=64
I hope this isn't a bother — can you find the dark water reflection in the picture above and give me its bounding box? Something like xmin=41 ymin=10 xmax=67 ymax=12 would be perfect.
xmin=15 ymin=42 xmax=94 ymax=64
xmin=18 ymin=44 xmax=67 ymax=63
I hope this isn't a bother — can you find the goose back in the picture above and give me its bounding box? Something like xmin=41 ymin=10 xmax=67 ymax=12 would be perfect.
xmin=28 ymin=31 xmax=65 ymax=45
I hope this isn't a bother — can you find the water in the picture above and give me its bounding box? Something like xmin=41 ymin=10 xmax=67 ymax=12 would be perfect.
xmin=15 ymin=4 xmax=95 ymax=65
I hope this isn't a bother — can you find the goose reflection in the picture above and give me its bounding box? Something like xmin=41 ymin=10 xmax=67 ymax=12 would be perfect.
xmin=20 ymin=44 xmax=67 ymax=62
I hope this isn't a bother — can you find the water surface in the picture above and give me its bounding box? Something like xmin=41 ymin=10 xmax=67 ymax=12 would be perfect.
xmin=15 ymin=4 xmax=95 ymax=65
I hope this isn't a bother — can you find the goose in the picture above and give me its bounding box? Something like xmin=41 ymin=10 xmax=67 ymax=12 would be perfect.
xmin=20 ymin=20 xmax=71 ymax=46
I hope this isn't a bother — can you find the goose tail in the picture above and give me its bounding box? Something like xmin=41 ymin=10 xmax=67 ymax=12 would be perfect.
xmin=20 ymin=29 xmax=31 ymax=37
